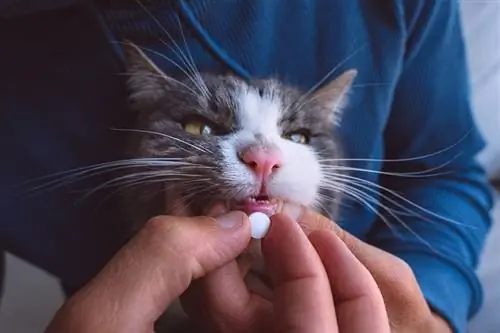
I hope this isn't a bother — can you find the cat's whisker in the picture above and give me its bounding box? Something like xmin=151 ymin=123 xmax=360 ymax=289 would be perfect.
xmin=117 ymin=72 xmax=200 ymax=98
xmin=98 ymin=175 xmax=216 ymax=208
xmin=121 ymin=40 xmax=206 ymax=100
xmin=133 ymin=0 xmax=210 ymax=99
xmin=324 ymin=177 xmax=418 ymax=219
xmin=17 ymin=162 xmax=216 ymax=203
xmin=313 ymin=194 xmax=345 ymax=219
xmin=14 ymin=159 xmax=197 ymax=196
xmin=34 ymin=160 xmax=192 ymax=183
xmin=322 ymin=177 xmax=430 ymax=226
xmin=132 ymin=0 xmax=207 ymax=97
xmin=322 ymin=181 xmax=437 ymax=251
xmin=293 ymin=89 xmax=335 ymax=111
xmin=94 ymin=175 xmax=209 ymax=208
xmin=218 ymin=181 xmax=254 ymax=201
xmin=296 ymin=81 xmax=388 ymax=114
xmin=166 ymin=197 xmax=188 ymax=215
xmin=164 ymin=183 xmax=222 ymax=213
xmin=295 ymin=81 xmax=356 ymax=111
xmin=318 ymin=150 xmax=464 ymax=165
xmin=89 ymin=171 xmax=199 ymax=189
xmin=318 ymin=129 xmax=472 ymax=165
xmin=76 ymin=170 xmax=205 ymax=204
xmin=116 ymin=39 xmax=206 ymax=102
xmin=106 ymin=173 xmax=200 ymax=189
xmin=105 ymin=170 xmax=214 ymax=193
xmin=182 ymin=187 xmax=218 ymax=206
xmin=157 ymin=38 xmax=209 ymax=99
xmin=350 ymin=82 xmax=391 ymax=89
xmin=316 ymin=192 xmax=355 ymax=210
xmin=110 ymin=128 xmax=212 ymax=154
xmin=322 ymin=183 xmax=407 ymax=234
xmin=318 ymin=182 xmax=401 ymax=237
xmin=319 ymin=158 xmax=458 ymax=178
xmin=323 ymin=173 xmax=441 ymax=225
xmin=117 ymin=40 xmax=187 ymax=81
xmin=323 ymin=167 xmax=452 ymax=178
xmin=323 ymin=172 xmax=472 ymax=229
xmin=174 ymin=14 xmax=211 ymax=99
xmin=325 ymin=175 xmax=457 ymax=230
xmin=293 ymin=41 xmax=368 ymax=111
xmin=18 ymin=158 xmax=186 ymax=183
xmin=166 ymin=185 xmax=218 ymax=215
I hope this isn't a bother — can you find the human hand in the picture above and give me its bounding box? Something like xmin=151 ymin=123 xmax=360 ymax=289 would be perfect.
xmin=182 ymin=212 xmax=390 ymax=333
xmin=45 ymin=212 xmax=251 ymax=333
xmin=275 ymin=202 xmax=453 ymax=333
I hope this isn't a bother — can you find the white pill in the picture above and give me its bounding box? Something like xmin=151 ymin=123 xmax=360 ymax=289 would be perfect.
xmin=249 ymin=212 xmax=271 ymax=239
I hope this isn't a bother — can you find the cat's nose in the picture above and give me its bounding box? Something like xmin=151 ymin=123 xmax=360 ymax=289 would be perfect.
xmin=239 ymin=147 xmax=283 ymax=179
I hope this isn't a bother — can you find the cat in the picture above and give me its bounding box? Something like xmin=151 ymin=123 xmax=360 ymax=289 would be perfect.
xmin=118 ymin=42 xmax=357 ymax=332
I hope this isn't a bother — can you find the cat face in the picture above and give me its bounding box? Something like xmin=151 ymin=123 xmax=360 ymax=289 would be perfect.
xmin=122 ymin=43 xmax=356 ymax=219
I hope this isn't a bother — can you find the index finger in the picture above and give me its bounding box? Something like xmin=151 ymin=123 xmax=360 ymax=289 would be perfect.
xmin=310 ymin=230 xmax=390 ymax=333
xmin=276 ymin=201 xmax=431 ymax=323
xmin=277 ymin=201 xmax=406 ymax=274
xmin=276 ymin=200 xmax=344 ymax=236
xmin=262 ymin=213 xmax=338 ymax=333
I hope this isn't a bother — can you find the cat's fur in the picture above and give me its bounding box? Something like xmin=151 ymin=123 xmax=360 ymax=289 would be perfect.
xmin=121 ymin=43 xmax=356 ymax=228
xmin=119 ymin=42 xmax=357 ymax=332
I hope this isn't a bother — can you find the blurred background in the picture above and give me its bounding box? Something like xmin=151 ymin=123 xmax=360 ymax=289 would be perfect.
xmin=1 ymin=1 xmax=499 ymax=332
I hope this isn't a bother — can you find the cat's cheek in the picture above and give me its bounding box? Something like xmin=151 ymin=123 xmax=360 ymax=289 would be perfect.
xmin=271 ymin=142 xmax=322 ymax=206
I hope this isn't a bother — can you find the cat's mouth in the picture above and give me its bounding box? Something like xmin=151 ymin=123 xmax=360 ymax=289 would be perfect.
xmin=231 ymin=195 xmax=279 ymax=216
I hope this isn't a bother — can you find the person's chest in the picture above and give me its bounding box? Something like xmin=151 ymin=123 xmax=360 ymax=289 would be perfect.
xmin=100 ymin=0 xmax=408 ymax=238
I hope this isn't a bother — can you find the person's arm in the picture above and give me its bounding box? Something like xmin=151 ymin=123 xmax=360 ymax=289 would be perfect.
xmin=367 ymin=1 xmax=493 ymax=332
xmin=0 ymin=0 xmax=83 ymax=18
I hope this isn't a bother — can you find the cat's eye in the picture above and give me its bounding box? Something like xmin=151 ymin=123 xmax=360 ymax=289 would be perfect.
xmin=184 ymin=120 xmax=213 ymax=136
xmin=283 ymin=131 xmax=310 ymax=144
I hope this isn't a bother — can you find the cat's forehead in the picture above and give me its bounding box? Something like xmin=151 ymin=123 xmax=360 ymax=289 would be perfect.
xmin=201 ymin=74 xmax=307 ymax=129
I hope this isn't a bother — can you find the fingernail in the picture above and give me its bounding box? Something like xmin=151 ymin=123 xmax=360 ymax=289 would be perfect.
xmin=216 ymin=211 xmax=245 ymax=229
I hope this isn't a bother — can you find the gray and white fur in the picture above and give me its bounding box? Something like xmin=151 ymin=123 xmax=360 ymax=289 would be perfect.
xmin=119 ymin=42 xmax=357 ymax=332
xmin=120 ymin=42 xmax=356 ymax=229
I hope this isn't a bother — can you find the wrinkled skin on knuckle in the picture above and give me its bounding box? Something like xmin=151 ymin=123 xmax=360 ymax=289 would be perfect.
xmin=143 ymin=216 xmax=196 ymax=263
xmin=147 ymin=216 xmax=232 ymax=279
xmin=390 ymin=258 xmax=423 ymax=302
xmin=298 ymin=211 xmax=334 ymax=236
xmin=383 ymin=257 xmax=435 ymax=332
xmin=145 ymin=215 xmax=199 ymax=247
xmin=142 ymin=216 xmax=213 ymax=294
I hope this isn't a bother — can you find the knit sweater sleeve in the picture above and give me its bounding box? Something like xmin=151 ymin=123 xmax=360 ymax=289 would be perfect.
xmin=366 ymin=1 xmax=493 ymax=332
xmin=0 ymin=0 xmax=83 ymax=18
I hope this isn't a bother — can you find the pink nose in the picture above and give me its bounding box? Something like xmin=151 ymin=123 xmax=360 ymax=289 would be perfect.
xmin=240 ymin=147 xmax=283 ymax=179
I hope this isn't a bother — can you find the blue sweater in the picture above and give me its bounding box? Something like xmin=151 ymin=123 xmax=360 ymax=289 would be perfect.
xmin=0 ymin=1 xmax=493 ymax=332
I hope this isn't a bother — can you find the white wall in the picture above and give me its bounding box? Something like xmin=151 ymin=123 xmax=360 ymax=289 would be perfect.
xmin=460 ymin=2 xmax=500 ymax=178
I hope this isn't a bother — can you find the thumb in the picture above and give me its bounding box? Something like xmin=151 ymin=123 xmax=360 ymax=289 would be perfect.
xmin=49 ymin=212 xmax=251 ymax=332
xmin=139 ymin=212 xmax=252 ymax=304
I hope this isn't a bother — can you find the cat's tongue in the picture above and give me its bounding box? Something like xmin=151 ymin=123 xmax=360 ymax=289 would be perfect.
xmin=241 ymin=197 xmax=278 ymax=217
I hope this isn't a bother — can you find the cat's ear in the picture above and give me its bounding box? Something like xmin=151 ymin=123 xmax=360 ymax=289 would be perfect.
xmin=311 ymin=69 xmax=357 ymax=124
xmin=122 ymin=41 xmax=173 ymax=108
